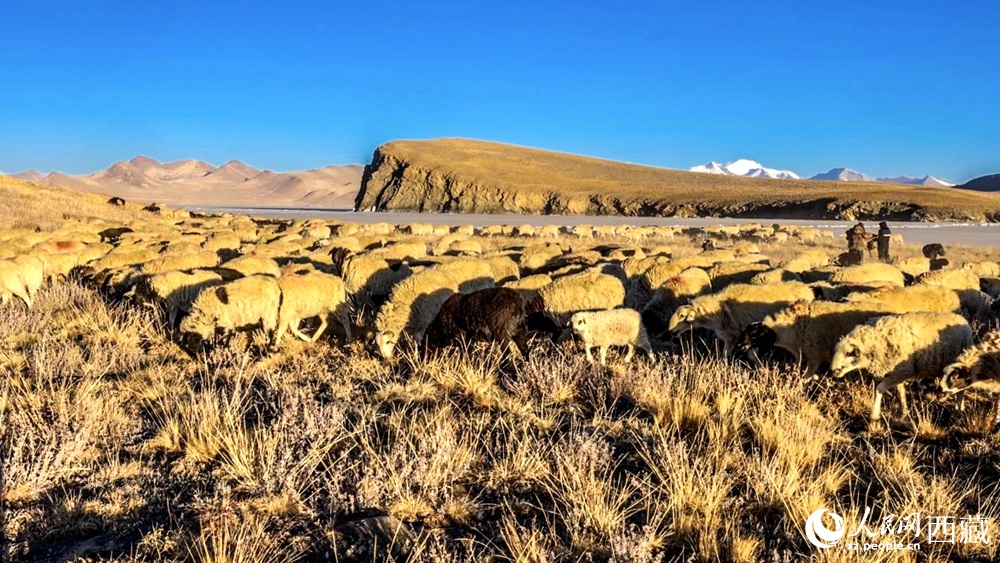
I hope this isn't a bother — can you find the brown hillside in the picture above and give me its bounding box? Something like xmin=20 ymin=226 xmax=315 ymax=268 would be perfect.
xmin=0 ymin=175 xmax=142 ymax=230
xmin=356 ymin=138 xmax=1000 ymax=221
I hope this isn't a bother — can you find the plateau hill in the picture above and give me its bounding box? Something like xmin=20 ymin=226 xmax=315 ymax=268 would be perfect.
xmin=356 ymin=139 xmax=1000 ymax=222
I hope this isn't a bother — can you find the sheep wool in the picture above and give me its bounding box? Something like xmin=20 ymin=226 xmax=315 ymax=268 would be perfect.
xmin=538 ymin=271 xmax=626 ymax=327
xmin=843 ymin=285 xmax=962 ymax=315
xmin=134 ymin=269 xmax=226 ymax=327
xmin=275 ymin=271 xmax=351 ymax=345
xmin=222 ymin=255 xmax=282 ymax=278
xmin=179 ymin=275 xmax=282 ymax=349
xmin=668 ymin=281 xmax=814 ymax=356
xmin=830 ymin=312 xmax=972 ymax=421
xmin=829 ymin=263 xmax=906 ymax=287
xmin=940 ymin=328 xmax=1000 ymax=399
xmin=571 ymin=308 xmax=652 ymax=366
xmin=375 ymin=269 xmax=460 ymax=359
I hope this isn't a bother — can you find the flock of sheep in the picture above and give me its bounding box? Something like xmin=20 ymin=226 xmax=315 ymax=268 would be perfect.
xmin=2 ymin=208 xmax=1000 ymax=424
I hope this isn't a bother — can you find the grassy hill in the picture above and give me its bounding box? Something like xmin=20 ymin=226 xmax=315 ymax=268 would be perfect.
xmin=0 ymin=174 xmax=142 ymax=231
xmin=357 ymin=139 xmax=1000 ymax=221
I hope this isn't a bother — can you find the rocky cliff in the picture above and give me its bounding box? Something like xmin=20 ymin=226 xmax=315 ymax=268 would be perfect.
xmin=355 ymin=139 xmax=1000 ymax=222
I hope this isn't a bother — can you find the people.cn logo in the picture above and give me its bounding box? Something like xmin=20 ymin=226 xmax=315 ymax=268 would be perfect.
xmin=805 ymin=508 xmax=846 ymax=549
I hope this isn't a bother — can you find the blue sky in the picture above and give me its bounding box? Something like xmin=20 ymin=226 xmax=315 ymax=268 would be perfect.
xmin=1 ymin=0 xmax=997 ymax=182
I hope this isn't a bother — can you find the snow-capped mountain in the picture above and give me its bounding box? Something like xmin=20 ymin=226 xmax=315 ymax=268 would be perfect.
xmin=809 ymin=168 xmax=873 ymax=182
xmin=877 ymin=175 xmax=955 ymax=188
xmin=689 ymin=159 xmax=800 ymax=180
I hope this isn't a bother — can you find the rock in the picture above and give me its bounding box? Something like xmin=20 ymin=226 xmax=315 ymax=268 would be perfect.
xmin=355 ymin=139 xmax=1000 ymax=222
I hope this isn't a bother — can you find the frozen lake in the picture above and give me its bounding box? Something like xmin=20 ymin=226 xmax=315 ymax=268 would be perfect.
xmin=188 ymin=207 xmax=1000 ymax=248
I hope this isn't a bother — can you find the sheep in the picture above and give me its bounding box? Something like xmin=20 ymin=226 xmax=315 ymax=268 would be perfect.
xmin=982 ymin=278 xmax=1000 ymax=300
xmin=341 ymin=254 xmax=413 ymax=300
xmin=668 ymin=281 xmax=815 ymax=356
xmin=922 ymin=243 xmax=946 ymax=260
xmin=131 ymin=269 xmax=226 ymax=327
xmin=734 ymin=299 xmax=899 ymax=377
xmin=483 ymin=255 xmax=520 ymax=284
xmin=142 ymin=251 xmax=220 ymax=275
xmin=424 ymin=287 xmax=530 ymax=356
xmin=0 ymin=260 xmax=33 ymax=306
xmin=842 ymin=285 xmax=962 ymax=315
xmin=178 ymin=275 xmax=282 ymax=352
xmin=749 ymin=269 xmax=802 ymax=285
xmin=108 ymin=196 xmax=126 ymax=206
xmin=641 ymin=268 xmax=712 ymax=339
xmin=537 ymin=271 xmax=626 ymax=327
xmin=275 ymin=271 xmax=351 ymax=345
xmin=829 ymin=263 xmax=906 ymax=287
xmin=830 ymin=312 xmax=972 ymax=422
xmin=706 ymin=261 xmax=771 ymax=291
xmin=221 ymin=255 xmax=281 ymax=278
xmin=962 ymin=262 xmax=1000 ymax=279
xmin=433 ymin=233 xmax=469 ymax=256
xmin=502 ymin=274 xmax=553 ymax=303
xmin=939 ymin=328 xmax=1000 ymax=407
xmin=374 ymin=269 xmax=462 ymax=359
xmin=571 ymin=308 xmax=652 ymax=366
xmin=12 ymin=255 xmax=45 ymax=305
xmin=365 ymin=239 xmax=427 ymax=262
xmin=915 ymin=268 xmax=980 ymax=291
xmin=890 ymin=257 xmax=931 ymax=278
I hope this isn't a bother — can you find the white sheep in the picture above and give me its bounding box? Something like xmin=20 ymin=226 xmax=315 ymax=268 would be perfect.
xmin=538 ymin=271 xmax=626 ymax=327
xmin=829 ymin=263 xmax=906 ymax=287
xmin=830 ymin=312 xmax=972 ymax=422
xmin=668 ymin=281 xmax=815 ymax=356
xmin=179 ymin=275 xmax=282 ymax=350
xmin=842 ymin=285 xmax=962 ymax=315
xmin=0 ymin=259 xmax=32 ymax=307
xmin=221 ymin=255 xmax=281 ymax=278
xmin=132 ymin=269 xmax=226 ymax=327
xmin=375 ymin=269 xmax=462 ymax=359
xmin=571 ymin=308 xmax=652 ymax=366
xmin=275 ymin=271 xmax=352 ymax=345
xmin=736 ymin=299 xmax=898 ymax=377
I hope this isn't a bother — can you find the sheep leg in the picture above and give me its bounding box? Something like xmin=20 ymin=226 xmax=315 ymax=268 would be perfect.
xmin=599 ymin=346 xmax=608 ymax=366
xmin=623 ymin=344 xmax=635 ymax=363
xmin=291 ymin=321 xmax=312 ymax=342
xmin=273 ymin=322 xmax=287 ymax=346
xmin=957 ymin=390 xmax=965 ymax=412
xmin=896 ymin=383 xmax=909 ymax=417
xmin=339 ymin=311 xmax=353 ymax=341
xmin=309 ymin=316 xmax=329 ymax=343
xmin=584 ymin=345 xmax=595 ymax=364
xmin=872 ymin=376 xmax=905 ymax=421
xmin=870 ymin=388 xmax=885 ymax=422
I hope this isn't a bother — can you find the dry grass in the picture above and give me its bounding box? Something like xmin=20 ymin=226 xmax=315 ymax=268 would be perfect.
xmin=3 ymin=280 xmax=999 ymax=562
xmin=2 ymin=185 xmax=1000 ymax=560
xmin=0 ymin=175 xmax=143 ymax=231
xmin=359 ymin=139 xmax=1000 ymax=220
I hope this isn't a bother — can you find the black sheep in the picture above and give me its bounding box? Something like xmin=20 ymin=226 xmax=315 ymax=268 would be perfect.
xmin=424 ymin=287 xmax=530 ymax=356
xmin=107 ymin=196 xmax=126 ymax=206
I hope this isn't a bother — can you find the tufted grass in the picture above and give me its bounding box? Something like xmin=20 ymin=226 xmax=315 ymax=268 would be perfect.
xmin=3 ymin=277 xmax=999 ymax=562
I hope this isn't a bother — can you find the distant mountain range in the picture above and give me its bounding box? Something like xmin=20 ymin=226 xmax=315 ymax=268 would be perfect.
xmin=9 ymin=156 xmax=363 ymax=208
xmin=957 ymin=173 xmax=1000 ymax=192
xmin=689 ymin=159 xmax=958 ymax=188
xmin=689 ymin=159 xmax=800 ymax=180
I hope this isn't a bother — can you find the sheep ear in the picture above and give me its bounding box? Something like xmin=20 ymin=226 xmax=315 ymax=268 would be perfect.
xmin=215 ymin=287 xmax=229 ymax=305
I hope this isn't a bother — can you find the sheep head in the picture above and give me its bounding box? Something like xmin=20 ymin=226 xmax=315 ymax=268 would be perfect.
xmin=830 ymin=331 xmax=870 ymax=378
xmin=668 ymin=305 xmax=697 ymax=335
xmin=940 ymin=362 xmax=975 ymax=394
xmin=570 ymin=312 xmax=590 ymax=337
xmin=376 ymin=331 xmax=398 ymax=359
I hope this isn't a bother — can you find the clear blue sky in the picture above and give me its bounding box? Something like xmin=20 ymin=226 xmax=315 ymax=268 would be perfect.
xmin=1 ymin=0 xmax=997 ymax=182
